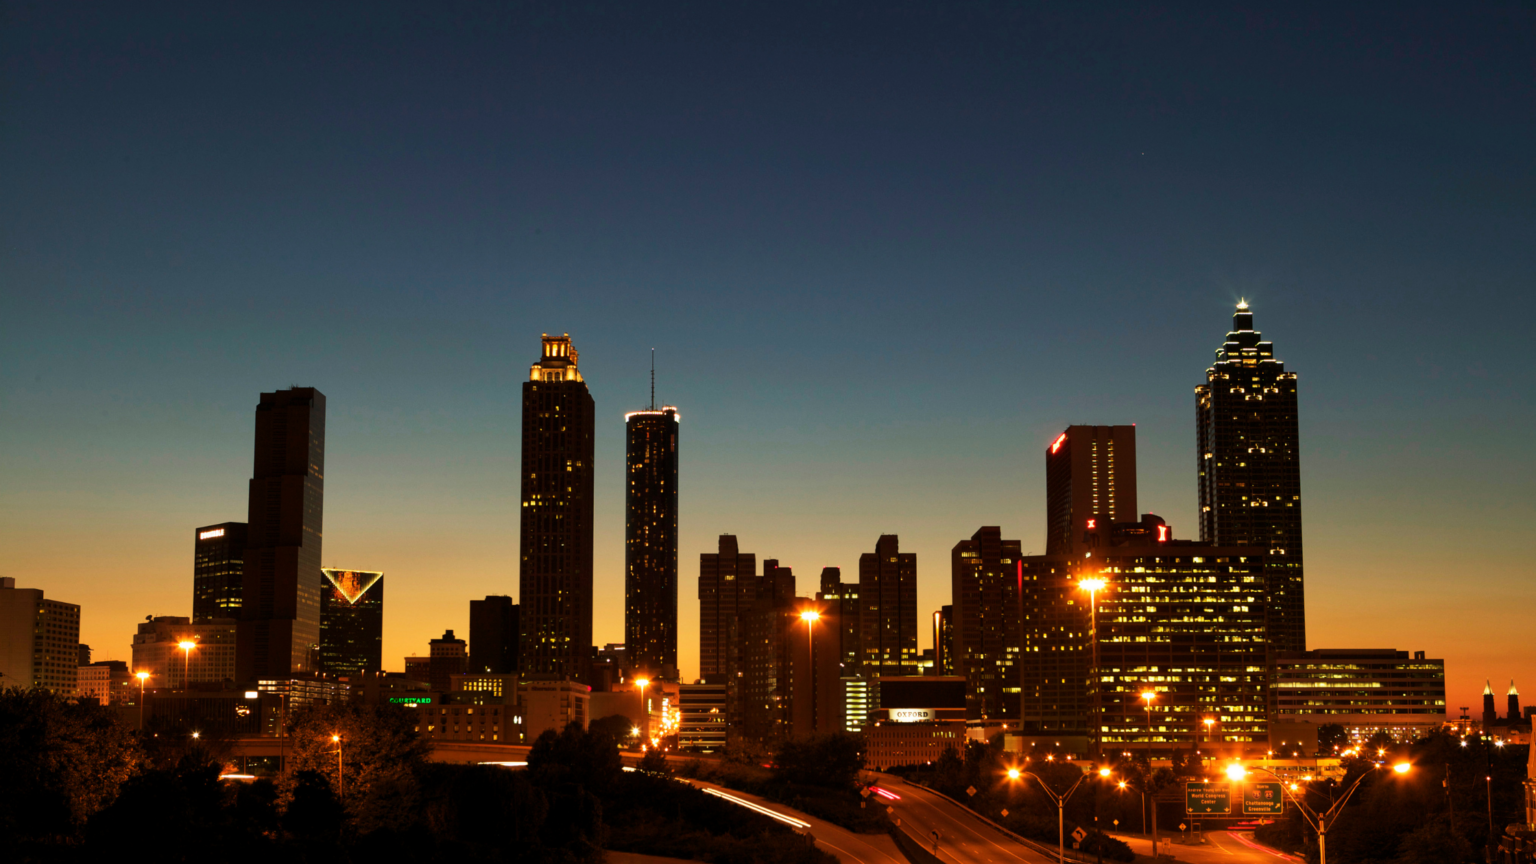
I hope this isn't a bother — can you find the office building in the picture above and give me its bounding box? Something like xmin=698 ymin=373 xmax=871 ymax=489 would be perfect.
xmin=133 ymin=616 xmax=239 ymax=688
xmin=238 ymin=387 xmax=326 ymax=681
xmin=623 ymin=402 xmax=680 ymax=680
xmin=679 ymin=681 xmax=728 ymax=752
xmin=1018 ymin=523 xmax=1273 ymax=755
xmin=865 ymin=721 xmax=968 ymax=770
xmin=817 ymin=567 xmax=861 ymax=673
xmin=861 ymin=677 xmax=967 ymax=769
xmin=951 ymin=526 xmax=1023 ymax=720
xmin=1045 ymin=425 xmax=1138 ymax=555
xmin=1271 ymin=649 xmax=1446 ymax=744
xmin=739 ymin=560 xmax=798 ymax=745
xmin=859 ymin=535 xmax=918 ymax=676
xmin=522 ymin=679 xmax=590 ymax=738
xmin=469 ymin=595 xmax=519 ymax=674
xmin=934 ymin=605 xmax=954 ymax=676
xmin=77 ymin=659 xmax=132 ymax=704
xmin=429 ymin=629 xmax=468 ymax=692
xmin=697 ymin=534 xmax=757 ymax=682
xmin=842 ymin=677 xmax=874 ymax=733
xmin=318 ymin=568 xmax=384 ymax=676
xmin=193 ymin=522 xmax=247 ymax=623
xmin=0 ymin=578 xmax=81 ymax=693
xmin=1196 ymin=301 xmax=1305 ymax=653
xmin=520 ymin=334 xmax=596 ymax=681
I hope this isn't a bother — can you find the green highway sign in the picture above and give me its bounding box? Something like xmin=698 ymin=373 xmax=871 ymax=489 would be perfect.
xmin=1186 ymin=782 xmax=1231 ymax=815
xmin=1243 ymin=781 xmax=1285 ymax=815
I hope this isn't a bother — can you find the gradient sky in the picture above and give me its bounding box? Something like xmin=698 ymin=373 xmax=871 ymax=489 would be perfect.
xmin=3 ymin=2 xmax=1532 ymax=715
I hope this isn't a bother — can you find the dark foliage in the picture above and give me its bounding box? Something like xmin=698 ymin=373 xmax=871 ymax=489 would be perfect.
xmin=773 ymin=732 xmax=866 ymax=790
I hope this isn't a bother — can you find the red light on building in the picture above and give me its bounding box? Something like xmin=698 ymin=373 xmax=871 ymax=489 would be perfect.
xmin=1050 ymin=433 xmax=1067 ymax=454
xmin=1156 ymin=524 xmax=1169 ymax=542
xmin=1086 ymin=519 xmax=1096 ymax=530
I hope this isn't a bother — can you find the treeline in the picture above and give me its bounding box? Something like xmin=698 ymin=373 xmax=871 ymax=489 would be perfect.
xmin=0 ymin=687 xmax=834 ymax=864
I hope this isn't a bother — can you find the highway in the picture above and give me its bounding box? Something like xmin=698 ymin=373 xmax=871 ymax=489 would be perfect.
xmin=680 ymin=778 xmax=908 ymax=864
xmin=1111 ymin=830 xmax=1300 ymax=863
xmin=870 ymin=775 xmax=1055 ymax=864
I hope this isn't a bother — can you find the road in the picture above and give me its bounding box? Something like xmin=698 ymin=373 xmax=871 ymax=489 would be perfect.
xmin=1110 ymin=830 xmax=1299 ymax=863
xmin=870 ymin=774 xmax=1055 ymax=864
xmin=680 ymin=778 xmax=908 ymax=864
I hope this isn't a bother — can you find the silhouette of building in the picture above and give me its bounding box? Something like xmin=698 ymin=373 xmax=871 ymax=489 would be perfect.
xmin=951 ymin=526 xmax=1023 ymax=720
xmin=740 ymin=560 xmax=797 ymax=745
xmin=193 ymin=522 xmax=246 ymax=623
xmin=469 ymin=595 xmax=519 ymax=674
xmin=0 ymin=577 xmax=80 ymax=693
xmin=1197 ymin=301 xmax=1305 ymax=653
xmin=697 ymin=534 xmax=757 ymax=683
xmin=520 ymin=335 xmax=595 ymax=682
xmin=237 ymin=387 xmax=325 ymax=681
xmin=817 ymin=567 xmax=860 ymax=673
xmin=934 ymin=605 xmax=954 ymax=676
xmin=1511 ymin=682 xmax=1523 ymax=723
xmin=859 ymin=535 xmax=918 ymax=676
xmin=318 ymin=569 xmax=383 ymax=676
xmin=789 ymin=595 xmax=843 ymax=739
xmin=429 ymin=629 xmax=468 ymax=692
xmin=624 ymin=400 xmax=680 ymax=681
xmin=1045 ymin=425 xmax=1138 ymax=555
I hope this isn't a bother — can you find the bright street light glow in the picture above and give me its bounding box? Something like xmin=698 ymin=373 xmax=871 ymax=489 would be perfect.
xmin=800 ymin=609 xmax=821 ymax=623
xmin=1006 ymin=768 xmax=1021 ymax=780
xmin=635 ymin=678 xmax=650 ymax=689
xmin=136 ymin=671 xmax=150 ymax=681
xmin=1140 ymin=691 xmax=1156 ymax=704
xmin=1226 ymin=763 xmax=1247 ymax=781
xmin=1079 ymin=578 xmax=1105 ymax=593
xmin=1098 ymin=768 xmax=1111 ymax=777
xmin=178 ymin=641 xmax=197 ymax=651
xmin=1393 ymin=762 xmax=1411 ymax=774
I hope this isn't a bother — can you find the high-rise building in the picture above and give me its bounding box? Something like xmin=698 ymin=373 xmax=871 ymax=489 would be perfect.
xmin=739 ymin=561 xmax=797 ymax=745
xmin=678 ymin=681 xmax=728 ymax=752
xmin=133 ymin=616 xmax=239 ymax=689
xmin=789 ymin=597 xmax=844 ymax=739
xmin=817 ymin=567 xmax=860 ymax=673
xmin=1196 ymin=301 xmax=1304 ymax=653
xmin=1045 ymin=425 xmax=1138 ymax=555
xmin=193 ymin=522 xmax=247 ymax=623
xmin=0 ymin=577 xmax=81 ymax=693
xmin=469 ymin=595 xmax=519 ymax=674
xmin=934 ymin=605 xmax=954 ymax=676
xmin=520 ymin=335 xmax=595 ymax=681
xmin=951 ymin=526 xmax=1023 ymax=720
xmin=318 ymin=569 xmax=384 ymax=676
xmin=858 ymin=535 xmax=917 ymax=676
xmin=237 ymin=387 xmax=325 ymax=681
xmin=429 ymin=629 xmax=468 ymax=692
xmin=697 ymin=535 xmax=757 ymax=683
xmin=623 ymin=402 xmax=679 ymax=680
xmin=1017 ymin=527 xmax=1273 ymax=755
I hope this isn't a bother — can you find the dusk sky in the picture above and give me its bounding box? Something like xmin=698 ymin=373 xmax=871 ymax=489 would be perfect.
xmin=2 ymin=3 xmax=1531 ymax=714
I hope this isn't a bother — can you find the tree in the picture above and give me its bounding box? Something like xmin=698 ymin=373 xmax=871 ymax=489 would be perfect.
xmin=285 ymin=701 xmax=429 ymax=809
xmin=590 ymin=712 xmax=637 ymax=744
xmin=773 ymin=733 xmax=866 ymax=790
xmin=528 ymin=721 xmax=625 ymax=795
xmin=0 ymin=687 xmax=142 ymax=843
xmin=1317 ymin=723 xmax=1348 ymax=754
xmin=639 ymin=747 xmax=672 ymax=776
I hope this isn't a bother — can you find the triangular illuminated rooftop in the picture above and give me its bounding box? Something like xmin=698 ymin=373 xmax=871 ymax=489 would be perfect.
xmin=321 ymin=568 xmax=384 ymax=605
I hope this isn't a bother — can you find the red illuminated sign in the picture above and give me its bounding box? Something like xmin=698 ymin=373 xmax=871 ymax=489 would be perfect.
xmin=1086 ymin=519 xmax=1096 ymax=530
xmin=1051 ymin=433 xmax=1067 ymax=454
xmin=1157 ymin=524 xmax=1169 ymax=542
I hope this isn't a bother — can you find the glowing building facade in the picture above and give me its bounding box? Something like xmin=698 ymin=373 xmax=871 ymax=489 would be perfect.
xmin=318 ymin=568 xmax=384 ymax=675
xmin=623 ymin=404 xmax=679 ymax=680
xmin=193 ymin=522 xmax=246 ymax=623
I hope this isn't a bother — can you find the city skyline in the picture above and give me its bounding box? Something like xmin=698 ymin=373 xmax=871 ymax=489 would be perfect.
xmin=2 ymin=4 xmax=1531 ymax=717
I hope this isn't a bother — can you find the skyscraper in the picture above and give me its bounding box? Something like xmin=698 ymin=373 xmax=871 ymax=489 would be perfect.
xmin=469 ymin=595 xmax=519 ymax=674
xmin=816 ymin=567 xmax=860 ymax=673
xmin=624 ymin=397 xmax=679 ymax=681
xmin=0 ymin=577 xmax=80 ymax=693
xmin=520 ymin=334 xmax=595 ymax=682
xmin=934 ymin=605 xmax=954 ymax=676
xmin=1045 ymin=425 xmax=1138 ymax=555
xmin=1196 ymin=301 xmax=1304 ymax=653
xmin=318 ymin=569 xmax=384 ymax=676
xmin=697 ymin=534 xmax=757 ymax=682
xmin=858 ymin=535 xmax=918 ymax=676
xmin=951 ymin=526 xmax=1023 ymax=720
xmin=193 ymin=522 xmax=247 ymax=623
xmin=237 ymin=387 xmax=325 ymax=681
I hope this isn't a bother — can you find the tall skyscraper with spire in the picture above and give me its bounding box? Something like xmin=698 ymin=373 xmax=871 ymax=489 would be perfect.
xmin=237 ymin=387 xmax=325 ymax=680
xmin=1196 ymin=301 xmax=1305 ymax=653
xmin=624 ymin=352 xmax=680 ymax=680
xmin=519 ymin=334 xmax=595 ymax=682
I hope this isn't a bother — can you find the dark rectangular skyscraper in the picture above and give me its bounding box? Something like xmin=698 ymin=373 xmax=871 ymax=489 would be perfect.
xmin=698 ymin=534 xmax=756 ymax=682
xmin=624 ymin=404 xmax=679 ymax=680
xmin=858 ymin=534 xmax=917 ymax=676
xmin=237 ymin=387 xmax=325 ymax=681
xmin=519 ymin=334 xmax=595 ymax=681
xmin=816 ymin=567 xmax=860 ymax=673
xmin=1045 ymin=425 xmax=1138 ymax=555
xmin=470 ymin=595 xmax=519 ymax=674
xmin=318 ymin=568 xmax=383 ymax=675
xmin=194 ymin=522 xmax=247 ymax=623
xmin=1196 ymin=301 xmax=1305 ymax=653
xmin=951 ymin=526 xmax=1023 ymax=720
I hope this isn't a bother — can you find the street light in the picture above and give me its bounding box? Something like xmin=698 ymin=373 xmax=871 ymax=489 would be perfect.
xmin=1233 ymin=761 xmax=1411 ymax=864
xmin=635 ymin=678 xmax=651 ymax=747
xmin=1079 ymin=578 xmax=1105 ymax=755
xmin=178 ymin=640 xmax=198 ymax=691
xmin=1010 ymin=764 xmax=1096 ymax=864
xmin=332 ymin=734 xmax=344 ymax=800
xmin=135 ymin=671 xmax=151 ymax=731
xmin=800 ymin=609 xmax=821 ymax=732
xmin=1202 ymin=717 xmax=1216 ymax=763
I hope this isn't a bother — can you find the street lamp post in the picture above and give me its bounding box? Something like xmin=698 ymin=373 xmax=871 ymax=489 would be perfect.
xmin=1009 ymin=764 xmax=1095 ymax=864
xmin=332 ymin=734 xmax=344 ymax=800
xmin=135 ymin=671 xmax=150 ymax=731
xmin=1234 ymin=761 xmax=1411 ymax=864
xmin=177 ymin=640 xmax=197 ymax=691
xmin=1079 ymin=578 xmax=1105 ymax=756
xmin=1139 ymin=691 xmax=1158 ymax=852
xmin=1202 ymin=717 xmax=1215 ymax=765
xmin=635 ymin=678 xmax=651 ymax=748
xmin=800 ymin=609 xmax=820 ymax=732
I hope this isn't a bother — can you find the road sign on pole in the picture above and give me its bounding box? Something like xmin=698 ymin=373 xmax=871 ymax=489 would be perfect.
xmin=1072 ymin=827 xmax=1087 ymax=843
xmin=1243 ymin=781 xmax=1285 ymax=815
xmin=1185 ymin=782 xmax=1231 ymax=814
